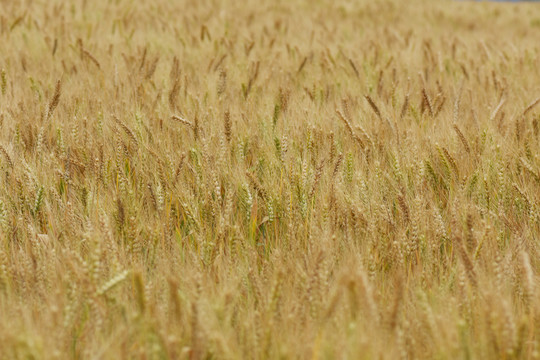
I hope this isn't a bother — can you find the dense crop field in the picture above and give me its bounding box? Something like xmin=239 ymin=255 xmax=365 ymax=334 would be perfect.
xmin=2 ymin=0 xmax=540 ymax=358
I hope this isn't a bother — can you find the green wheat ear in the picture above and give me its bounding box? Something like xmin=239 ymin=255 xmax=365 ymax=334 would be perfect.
xmin=0 ymin=69 xmax=6 ymax=95
xmin=0 ymin=200 xmax=7 ymax=234
xmin=32 ymin=186 xmax=44 ymax=217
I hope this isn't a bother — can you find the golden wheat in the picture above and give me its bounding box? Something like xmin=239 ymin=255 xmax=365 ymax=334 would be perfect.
xmin=1 ymin=0 xmax=540 ymax=358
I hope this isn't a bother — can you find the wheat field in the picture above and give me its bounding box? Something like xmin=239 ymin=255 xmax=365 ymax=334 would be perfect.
xmin=1 ymin=0 xmax=540 ymax=358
